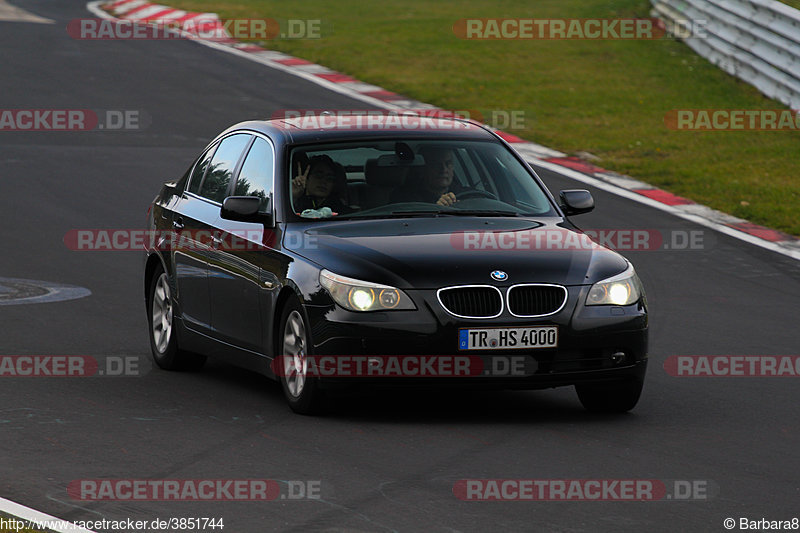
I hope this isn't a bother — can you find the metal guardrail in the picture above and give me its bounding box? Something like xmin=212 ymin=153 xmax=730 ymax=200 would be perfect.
xmin=651 ymin=0 xmax=800 ymax=110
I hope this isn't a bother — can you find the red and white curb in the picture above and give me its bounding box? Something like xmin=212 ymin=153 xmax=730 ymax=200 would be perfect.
xmin=107 ymin=0 xmax=214 ymax=29
xmin=88 ymin=0 xmax=800 ymax=261
xmin=101 ymin=0 xmax=236 ymax=42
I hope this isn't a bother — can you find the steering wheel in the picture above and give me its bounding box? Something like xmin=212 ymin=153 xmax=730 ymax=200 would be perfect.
xmin=456 ymin=189 xmax=498 ymax=201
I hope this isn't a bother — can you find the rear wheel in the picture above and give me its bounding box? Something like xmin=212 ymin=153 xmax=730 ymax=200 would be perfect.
xmin=278 ymin=299 xmax=325 ymax=415
xmin=147 ymin=269 xmax=206 ymax=371
xmin=575 ymin=379 xmax=643 ymax=413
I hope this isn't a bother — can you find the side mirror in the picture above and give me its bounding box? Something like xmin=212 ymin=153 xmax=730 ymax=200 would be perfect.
xmin=559 ymin=189 xmax=594 ymax=216
xmin=221 ymin=196 xmax=273 ymax=226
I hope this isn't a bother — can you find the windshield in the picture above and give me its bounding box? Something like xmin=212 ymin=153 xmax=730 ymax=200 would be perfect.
xmin=288 ymin=139 xmax=557 ymax=219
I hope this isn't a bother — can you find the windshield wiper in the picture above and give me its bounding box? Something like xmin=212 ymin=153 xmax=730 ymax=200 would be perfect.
xmin=387 ymin=209 xmax=521 ymax=217
xmin=389 ymin=210 xmax=450 ymax=217
xmin=443 ymin=209 xmax=520 ymax=217
xmin=346 ymin=209 xmax=522 ymax=220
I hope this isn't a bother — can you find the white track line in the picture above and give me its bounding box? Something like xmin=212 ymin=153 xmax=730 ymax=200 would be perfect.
xmin=0 ymin=496 xmax=95 ymax=533
xmin=0 ymin=0 xmax=53 ymax=23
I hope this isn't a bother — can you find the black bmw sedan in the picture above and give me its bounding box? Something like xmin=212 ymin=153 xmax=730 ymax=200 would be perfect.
xmin=144 ymin=114 xmax=648 ymax=414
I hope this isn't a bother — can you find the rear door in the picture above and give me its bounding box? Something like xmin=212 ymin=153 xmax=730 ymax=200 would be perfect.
xmin=172 ymin=144 xmax=216 ymax=333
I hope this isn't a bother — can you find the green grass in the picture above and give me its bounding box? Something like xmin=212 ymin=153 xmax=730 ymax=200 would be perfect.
xmin=165 ymin=0 xmax=800 ymax=235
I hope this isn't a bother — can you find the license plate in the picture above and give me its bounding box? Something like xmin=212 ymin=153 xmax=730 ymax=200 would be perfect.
xmin=459 ymin=326 xmax=558 ymax=350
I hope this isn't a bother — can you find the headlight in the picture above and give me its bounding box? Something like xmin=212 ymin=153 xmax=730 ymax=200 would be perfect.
xmin=586 ymin=263 xmax=644 ymax=306
xmin=319 ymin=270 xmax=416 ymax=312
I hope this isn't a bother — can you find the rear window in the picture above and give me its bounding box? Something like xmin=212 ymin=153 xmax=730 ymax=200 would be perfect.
xmin=197 ymin=134 xmax=251 ymax=203
xmin=187 ymin=146 xmax=215 ymax=195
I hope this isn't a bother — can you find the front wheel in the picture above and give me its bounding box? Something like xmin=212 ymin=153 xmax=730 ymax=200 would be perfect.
xmin=575 ymin=379 xmax=643 ymax=413
xmin=147 ymin=269 xmax=206 ymax=371
xmin=277 ymin=299 xmax=325 ymax=415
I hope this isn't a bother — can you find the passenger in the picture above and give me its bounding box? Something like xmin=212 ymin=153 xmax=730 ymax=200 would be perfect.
xmin=292 ymin=155 xmax=351 ymax=215
xmin=390 ymin=146 xmax=461 ymax=206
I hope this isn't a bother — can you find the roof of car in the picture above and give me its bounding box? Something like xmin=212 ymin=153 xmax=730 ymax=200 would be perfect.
xmin=221 ymin=113 xmax=501 ymax=144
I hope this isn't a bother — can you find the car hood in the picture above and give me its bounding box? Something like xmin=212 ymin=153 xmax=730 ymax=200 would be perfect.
xmin=286 ymin=217 xmax=629 ymax=289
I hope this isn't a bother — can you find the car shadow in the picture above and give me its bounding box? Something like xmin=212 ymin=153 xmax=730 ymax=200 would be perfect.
xmin=326 ymin=387 xmax=637 ymax=425
xmin=192 ymin=359 xmax=639 ymax=425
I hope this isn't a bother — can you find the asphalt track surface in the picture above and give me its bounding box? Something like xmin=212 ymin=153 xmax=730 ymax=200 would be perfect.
xmin=1 ymin=1 xmax=799 ymax=531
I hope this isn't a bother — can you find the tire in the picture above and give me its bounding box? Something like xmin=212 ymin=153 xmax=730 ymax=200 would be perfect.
xmin=575 ymin=379 xmax=644 ymax=413
xmin=277 ymin=298 xmax=325 ymax=415
xmin=147 ymin=268 xmax=206 ymax=371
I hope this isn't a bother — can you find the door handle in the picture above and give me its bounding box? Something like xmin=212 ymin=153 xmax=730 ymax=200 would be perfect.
xmin=172 ymin=217 xmax=184 ymax=231
xmin=211 ymin=235 xmax=223 ymax=248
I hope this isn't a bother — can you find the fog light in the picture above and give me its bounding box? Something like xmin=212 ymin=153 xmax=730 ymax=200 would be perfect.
xmin=611 ymin=351 xmax=626 ymax=364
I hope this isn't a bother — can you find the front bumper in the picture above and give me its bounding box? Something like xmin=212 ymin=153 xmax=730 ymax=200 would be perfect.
xmin=302 ymin=286 xmax=648 ymax=389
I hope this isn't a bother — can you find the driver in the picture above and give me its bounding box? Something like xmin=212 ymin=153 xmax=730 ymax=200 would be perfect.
xmin=390 ymin=146 xmax=462 ymax=206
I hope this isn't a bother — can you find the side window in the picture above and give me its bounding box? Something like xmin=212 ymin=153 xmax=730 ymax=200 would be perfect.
xmin=187 ymin=146 xmax=216 ymax=194
xmin=197 ymin=134 xmax=251 ymax=203
xmin=234 ymin=137 xmax=274 ymax=212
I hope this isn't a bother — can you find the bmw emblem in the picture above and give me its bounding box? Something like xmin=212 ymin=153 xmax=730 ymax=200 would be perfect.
xmin=490 ymin=270 xmax=508 ymax=282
